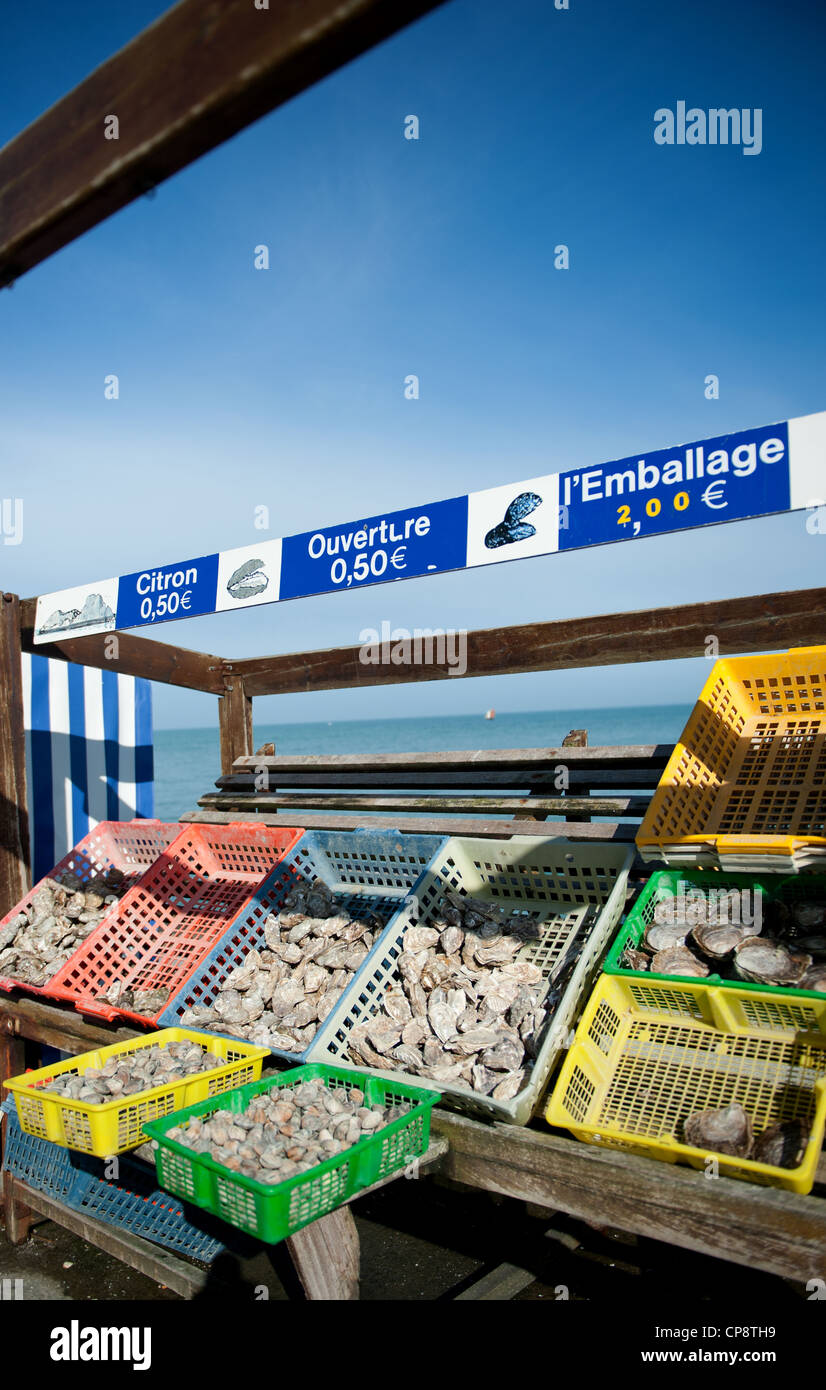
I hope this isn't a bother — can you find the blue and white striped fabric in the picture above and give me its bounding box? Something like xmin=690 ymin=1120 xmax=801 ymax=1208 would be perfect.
xmin=21 ymin=655 xmax=153 ymax=881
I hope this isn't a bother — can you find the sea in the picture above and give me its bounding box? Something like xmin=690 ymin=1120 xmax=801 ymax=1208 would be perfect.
xmin=152 ymin=704 xmax=692 ymax=822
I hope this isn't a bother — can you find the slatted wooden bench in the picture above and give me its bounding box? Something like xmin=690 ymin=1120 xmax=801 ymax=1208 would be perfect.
xmin=185 ymin=735 xmax=672 ymax=855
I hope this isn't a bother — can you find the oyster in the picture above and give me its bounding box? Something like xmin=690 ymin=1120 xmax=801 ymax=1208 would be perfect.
xmin=799 ymin=963 xmax=826 ymax=993
xmin=342 ymin=893 xmax=558 ymax=1104
xmin=644 ymin=921 xmax=689 ymax=953
xmin=683 ymin=1102 xmax=754 ymax=1158
xmin=651 ymin=946 xmax=710 ymax=977
xmin=0 ymin=868 xmax=129 ymax=987
xmin=180 ymin=879 xmax=383 ymax=1053
xmin=690 ymin=923 xmax=749 ymax=960
xmin=733 ymin=938 xmax=811 ymax=987
xmin=753 ymin=1118 xmax=808 ymax=1169
xmin=791 ymin=900 xmax=826 ymax=932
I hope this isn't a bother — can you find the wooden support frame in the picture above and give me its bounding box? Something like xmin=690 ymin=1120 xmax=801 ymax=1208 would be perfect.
xmin=0 ymin=595 xmax=30 ymax=914
xmin=0 ymin=0 xmax=449 ymax=288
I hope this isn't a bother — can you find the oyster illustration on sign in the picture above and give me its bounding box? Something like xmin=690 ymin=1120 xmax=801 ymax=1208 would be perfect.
xmin=36 ymin=592 xmax=116 ymax=636
xmin=227 ymin=558 xmax=269 ymax=600
xmin=484 ymin=492 xmax=543 ymax=549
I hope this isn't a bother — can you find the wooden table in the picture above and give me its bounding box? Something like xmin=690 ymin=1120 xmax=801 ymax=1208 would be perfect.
xmin=2 ymin=994 xmax=825 ymax=1296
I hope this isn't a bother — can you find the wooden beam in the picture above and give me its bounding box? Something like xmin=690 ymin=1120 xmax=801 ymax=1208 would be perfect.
xmin=229 ymin=746 xmax=671 ymax=772
xmin=7 ymin=1181 xmax=211 ymax=1295
xmin=0 ymin=0 xmax=449 ymax=288
xmin=285 ymin=1205 xmax=360 ymax=1301
xmin=197 ymin=792 xmax=650 ymax=817
xmin=19 ymin=597 xmax=225 ymax=693
xmin=182 ymin=808 xmax=638 ymax=840
xmin=215 ymin=769 xmax=665 ymax=790
xmin=0 ymin=595 xmax=30 ymax=915
xmin=433 ymin=1113 xmax=826 ymax=1282
xmin=232 ymin=586 xmax=826 ymax=695
xmin=0 ymin=995 xmax=142 ymax=1055
xmin=219 ymin=678 xmax=253 ymax=777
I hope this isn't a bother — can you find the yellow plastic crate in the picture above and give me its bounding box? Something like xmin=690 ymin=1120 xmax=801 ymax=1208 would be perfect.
xmin=636 ymin=646 xmax=826 ymax=868
xmin=546 ymin=975 xmax=826 ymax=1193
xmin=2 ymin=1029 xmax=269 ymax=1157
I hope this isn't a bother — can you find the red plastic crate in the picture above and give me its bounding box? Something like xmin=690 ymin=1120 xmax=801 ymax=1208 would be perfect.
xmin=0 ymin=821 xmax=180 ymax=1001
xmin=46 ymin=822 xmax=304 ymax=1025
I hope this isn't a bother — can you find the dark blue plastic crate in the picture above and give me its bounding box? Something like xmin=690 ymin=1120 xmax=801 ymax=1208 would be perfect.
xmin=2 ymin=1097 xmax=224 ymax=1263
xmin=159 ymin=828 xmax=446 ymax=1063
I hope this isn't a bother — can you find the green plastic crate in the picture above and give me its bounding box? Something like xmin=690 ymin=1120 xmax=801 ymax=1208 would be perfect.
xmin=142 ymin=1064 xmax=439 ymax=1244
xmin=604 ymin=869 xmax=826 ymax=1033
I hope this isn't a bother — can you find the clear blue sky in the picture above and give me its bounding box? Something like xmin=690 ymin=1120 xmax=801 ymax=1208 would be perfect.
xmin=2 ymin=0 xmax=824 ymax=728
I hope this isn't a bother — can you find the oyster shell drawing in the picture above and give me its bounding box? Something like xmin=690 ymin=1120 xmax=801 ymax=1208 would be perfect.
xmin=484 ymin=492 xmax=543 ymax=550
xmin=226 ymin=557 xmax=268 ymax=600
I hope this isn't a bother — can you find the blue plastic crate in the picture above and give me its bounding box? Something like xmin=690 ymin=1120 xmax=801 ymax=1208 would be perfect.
xmin=1 ymin=1096 xmax=90 ymax=1205
xmin=1 ymin=1098 xmax=224 ymax=1263
xmin=159 ymin=828 xmax=447 ymax=1063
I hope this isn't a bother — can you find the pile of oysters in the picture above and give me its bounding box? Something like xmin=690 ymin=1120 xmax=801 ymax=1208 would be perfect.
xmin=0 ymin=868 xmax=128 ymax=988
xmin=682 ymin=1102 xmax=808 ymax=1170
xmin=621 ymin=885 xmax=826 ymax=991
xmin=164 ymin=1078 xmax=412 ymax=1183
xmin=39 ymin=1039 xmax=222 ymax=1102
xmin=180 ymin=878 xmax=383 ymax=1052
xmin=343 ymin=890 xmax=560 ymax=1102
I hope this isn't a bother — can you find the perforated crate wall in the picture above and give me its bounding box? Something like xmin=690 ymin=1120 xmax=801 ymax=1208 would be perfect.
xmin=310 ymin=836 xmax=634 ymax=1125
xmin=637 ymin=646 xmax=826 ymax=866
xmin=547 ymin=974 xmax=826 ymax=1192
xmin=0 ymin=820 xmax=180 ymax=1000
xmin=160 ymin=829 xmax=446 ymax=1062
xmin=45 ymin=822 xmax=303 ymax=1024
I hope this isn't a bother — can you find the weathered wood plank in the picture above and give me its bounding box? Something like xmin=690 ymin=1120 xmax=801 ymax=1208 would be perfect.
xmin=0 ymin=0 xmax=448 ymax=287
xmin=433 ymin=1113 xmax=826 ymax=1282
xmin=455 ymin=1262 xmax=535 ymax=1300
xmin=233 ymin=587 xmax=826 ymax=695
xmin=19 ymin=598 xmax=224 ymax=693
xmin=219 ymin=678 xmax=253 ymax=777
xmin=198 ymin=792 xmax=650 ymax=817
xmin=0 ymin=995 xmax=141 ymax=1054
xmin=286 ymin=1205 xmax=360 ymax=1300
xmin=216 ymin=769 xmax=666 ymax=791
xmin=8 ymin=1181 xmax=210 ymax=1296
xmin=3 ymin=1173 xmax=35 ymax=1246
xmin=182 ymin=809 xmax=639 ymax=841
xmin=0 ymin=595 xmax=30 ymax=917
xmin=229 ymin=746 xmax=672 ymax=771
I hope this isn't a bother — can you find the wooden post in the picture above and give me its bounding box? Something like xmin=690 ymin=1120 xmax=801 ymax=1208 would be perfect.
xmin=218 ymin=676 xmax=253 ymax=776
xmin=0 ymin=1025 xmax=32 ymax=1242
xmin=0 ymin=594 xmax=30 ymax=914
xmin=561 ymin=729 xmax=590 ymax=822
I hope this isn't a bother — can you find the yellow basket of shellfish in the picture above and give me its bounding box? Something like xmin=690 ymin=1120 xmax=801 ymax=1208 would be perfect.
xmin=2 ymin=1028 xmax=269 ymax=1157
xmin=545 ymin=974 xmax=826 ymax=1193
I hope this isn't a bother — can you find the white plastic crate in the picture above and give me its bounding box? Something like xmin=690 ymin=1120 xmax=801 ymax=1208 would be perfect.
xmin=309 ymin=836 xmax=633 ymax=1124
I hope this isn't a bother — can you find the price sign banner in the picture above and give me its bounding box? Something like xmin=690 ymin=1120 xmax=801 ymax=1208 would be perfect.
xmin=31 ymin=411 xmax=826 ymax=643
xmin=279 ymin=496 xmax=468 ymax=600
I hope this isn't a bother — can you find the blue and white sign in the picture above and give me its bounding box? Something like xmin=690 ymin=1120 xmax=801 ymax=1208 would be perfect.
xmin=280 ymin=496 xmax=468 ymax=601
xmin=31 ymin=410 xmax=826 ymax=643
